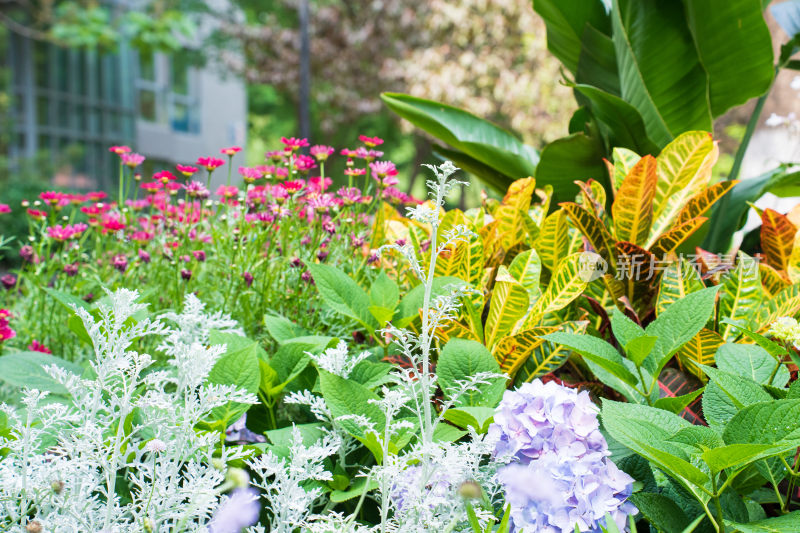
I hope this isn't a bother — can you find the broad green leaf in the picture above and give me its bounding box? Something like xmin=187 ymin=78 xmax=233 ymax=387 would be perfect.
xmin=443 ymin=406 xmax=496 ymax=434
xmin=543 ymin=332 xmax=638 ymax=386
xmin=725 ymin=512 xmax=800 ymax=533
xmin=319 ymin=370 xmax=385 ymax=438
xmin=532 ymin=0 xmax=610 ymax=73
xmin=629 ymin=493 xmax=691 ymax=533
xmin=700 ymin=366 xmax=772 ymax=430
xmin=268 ymin=341 xmax=313 ymax=393
xmin=485 ymin=267 xmax=529 ymax=349
xmin=535 ymin=133 xmax=607 ymax=204
xmin=263 ymin=314 xmax=307 ymax=343
xmin=625 ymin=335 xmax=657 ymax=368
xmin=612 ymin=155 xmax=657 ymax=245
xmin=611 ymin=1 xmax=711 ymax=147
xmin=437 ymin=338 xmax=504 ymax=407
xmin=433 ymin=423 xmax=468 ymax=443
xmin=574 ymin=84 xmax=659 ymax=155
xmin=576 ymin=23 xmax=619 ymax=95
xmin=724 ymin=400 xmax=800 ymax=447
xmin=654 ymin=388 xmax=704 ymax=416
xmin=381 ymin=93 xmax=538 ymax=192
xmin=656 ymin=259 xmax=705 ymax=316
xmin=609 ymin=307 xmax=645 ymax=348
xmin=704 ymin=167 xmax=800 ymax=252
xmin=369 ymin=271 xmax=399 ymax=311
xmin=349 ymin=361 xmax=393 ymax=390
xmin=702 ymin=443 xmax=798 ymax=474
xmin=645 ymin=286 xmax=719 ymax=374
xmin=0 ymin=351 xmax=82 ymax=395
xmin=207 ymin=333 xmax=261 ymax=425
xmin=307 ymin=263 xmax=379 ymax=332
xmin=684 ymin=0 xmax=774 ymax=117
xmin=330 ymin=476 xmax=379 ymax=503
xmin=716 ymin=344 xmax=790 ymax=387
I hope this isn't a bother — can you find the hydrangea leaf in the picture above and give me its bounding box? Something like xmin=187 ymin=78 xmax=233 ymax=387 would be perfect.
xmin=0 ymin=351 xmax=82 ymax=395
xmin=716 ymin=344 xmax=790 ymax=387
xmin=629 ymin=493 xmax=692 ymax=533
xmin=725 ymin=512 xmax=800 ymax=533
xmin=307 ymin=263 xmax=379 ymax=333
xmin=437 ymin=338 xmax=504 ymax=407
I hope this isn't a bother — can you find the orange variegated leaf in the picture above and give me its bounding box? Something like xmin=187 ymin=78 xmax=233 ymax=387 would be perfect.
xmin=493 ymin=326 xmax=558 ymax=376
xmin=576 ymin=179 xmax=606 ymax=218
xmin=648 ymin=217 xmax=707 ymax=258
xmin=677 ymin=328 xmax=723 ymax=379
xmin=675 ymin=181 xmax=737 ymax=226
xmin=615 ymin=241 xmax=657 ymax=304
xmin=612 ymin=155 xmax=657 ymax=246
xmin=560 ymin=202 xmax=616 ymax=269
xmin=435 ymin=319 xmax=481 ymax=344
xmin=760 ymin=208 xmax=796 ymax=271
xmin=760 ymin=262 xmax=790 ymax=296
xmin=650 ymin=132 xmax=718 ymax=244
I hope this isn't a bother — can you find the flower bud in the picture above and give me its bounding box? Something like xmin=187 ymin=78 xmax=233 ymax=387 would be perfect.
xmin=227 ymin=467 xmax=250 ymax=488
xmin=458 ymin=480 xmax=482 ymax=500
xmin=51 ymin=479 xmax=64 ymax=494
xmin=26 ymin=521 xmax=43 ymax=533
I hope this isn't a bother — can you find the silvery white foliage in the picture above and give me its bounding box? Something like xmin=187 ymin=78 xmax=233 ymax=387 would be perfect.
xmin=247 ymin=426 xmax=341 ymax=533
xmin=284 ymin=390 xmax=360 ymax=467
xmin=301 ymin=512 xmax=379 ymax=533
xmin=159 ymin=293 xmax=244 ymax=356
xmin=0 ymin=289 xmax=256 ymax=532
xmin=308 ymin=340 xmax=372 ymax=379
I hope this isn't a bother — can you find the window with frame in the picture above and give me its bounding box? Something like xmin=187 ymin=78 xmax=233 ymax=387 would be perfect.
xmin=135 ymin=51 xmax=200 ymax=134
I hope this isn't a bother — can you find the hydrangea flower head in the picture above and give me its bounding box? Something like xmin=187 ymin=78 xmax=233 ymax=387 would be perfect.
xmin=767 ymin=316 xmax=800 ymax=346
xmin=489 ymin=380 xmax=636 ymax=532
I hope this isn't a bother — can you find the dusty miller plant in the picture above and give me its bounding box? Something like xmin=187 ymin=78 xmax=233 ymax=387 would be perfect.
xmin=0 ymin=289 xmax=256 ymax=532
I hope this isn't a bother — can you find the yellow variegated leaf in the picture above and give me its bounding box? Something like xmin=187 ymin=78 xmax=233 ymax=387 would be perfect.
xmin=434 ymin=241 xmax=467 ymax=278
xmin=649 ymin=131 xmax=718 ymax=245
xmin=615 ymin=241 xmax=657 ymax=305
xmin=532 ymin=185 xmax=553 ymax=227
xmin=536 ymin=209 xmax=570 ymax=272
xmin=526 ymin=253 xmax=591 ymax=325
xmin=484 ymin=266 xmax=529 ymax=350
xmin=493 ymin=326 xmax=558 ymax=377
xmin=516 ymin=321 xmax=588 ymax=383
xmin=675 ymin=181 xmax=737 ymax=226
xmin=754 ymin=283 xmax=800 ymax=333
xmin=760 ymin=262 xmax=790 ymax=296
xmin=648 ymin=217 xmax=707 ymax=258
xmin=718 ymin=252 xmax=763 ymax=341
xmin=508 ymin=249 xmax=542 ymax=305
xmin=560 ymin=202 xmax=617 ymax=270
xmin=656 ymin=259 xmax=705 ymax=315
xmin=495 ymin=203 xmax=537 ymax=252
xmin=435 ymin=319 xmax=481 ymax=344
xmin=459 ymin=233 xmax=484 ymax=287
xmin=677 ymin=328 xmax=722 ymax=379
xmin=502 ymin=177 xmax=536 ymax=212
xmin=612 ymin=155 xmax=657 ymax=245
xmin=761 ymin=208 xmax=797 ymax=271
xmin=576 ymin=179 xmax=606 ymax=218
xmin=611 ymin=147 xmax=641 ymax=193
xmin=788 ymin=230 xmax=800 ymax=284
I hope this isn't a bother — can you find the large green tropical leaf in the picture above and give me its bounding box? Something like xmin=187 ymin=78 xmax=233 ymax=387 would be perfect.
xmin=684 ymin=0 xmax=774 ymax=117
xmin=611 ymin=0 xmax=712 ymax=146
xmin=534 ymin=133 xmax=608 ymax=204
xmin=576 ymin=24 xmax=620 ymax=95
xmin=703 ymin=165 xmax=800 ymax=252
xmin=532 ymin=0 xmax=611 ymax=74
xmin=381 ymin=93 xmax=538 ymax=191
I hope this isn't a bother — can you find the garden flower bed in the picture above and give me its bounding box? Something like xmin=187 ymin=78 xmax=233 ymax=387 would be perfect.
xmin=1 ymin=130 xmax=800 ymax=533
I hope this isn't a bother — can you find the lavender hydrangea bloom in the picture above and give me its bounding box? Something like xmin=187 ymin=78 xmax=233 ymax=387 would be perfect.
xmin=489 ymin=380 xmax=636 ymax=533
xmin=208 ymin=487 xmax=261 ymax=533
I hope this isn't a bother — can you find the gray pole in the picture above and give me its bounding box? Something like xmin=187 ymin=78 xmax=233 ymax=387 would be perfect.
xmin=298 ymin=0 xmax=311 ymax=143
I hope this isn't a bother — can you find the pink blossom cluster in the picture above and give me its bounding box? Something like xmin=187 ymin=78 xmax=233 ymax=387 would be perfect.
xmin=0 ymin=310 xmax=14 ymax=343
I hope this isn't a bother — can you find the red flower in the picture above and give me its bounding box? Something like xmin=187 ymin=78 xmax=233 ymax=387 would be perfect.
xmin=0 ymin=204 xmax=10 ymax=214
xmin=197 ymin=157 xmax=225 ymax=171
xmin=109 ymin=145 xmax=131 ymax=155
xmin=28 ymin=340 xmax=52 ymax=354
xmin=359 ymin=135 xmax=384 ymax=148
xmin=86 ymin=191 xmax=108 ymax=202
xmin=280 ymin=180 xmax=305 ymax=194
xmin=154 ymin=170 xmax=176 ymax=184
xmin=176 ymin=164 xmax=198 ymax=177
xmin=281 ymin=137 xmax=309 ymax=152
xmin=141 ymin=182 xmax=163 ymax=193
xmin=26 ymin=208 xmax=47 ymax=220
xmin=221 ymin=146 xmax=242 ymax=156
